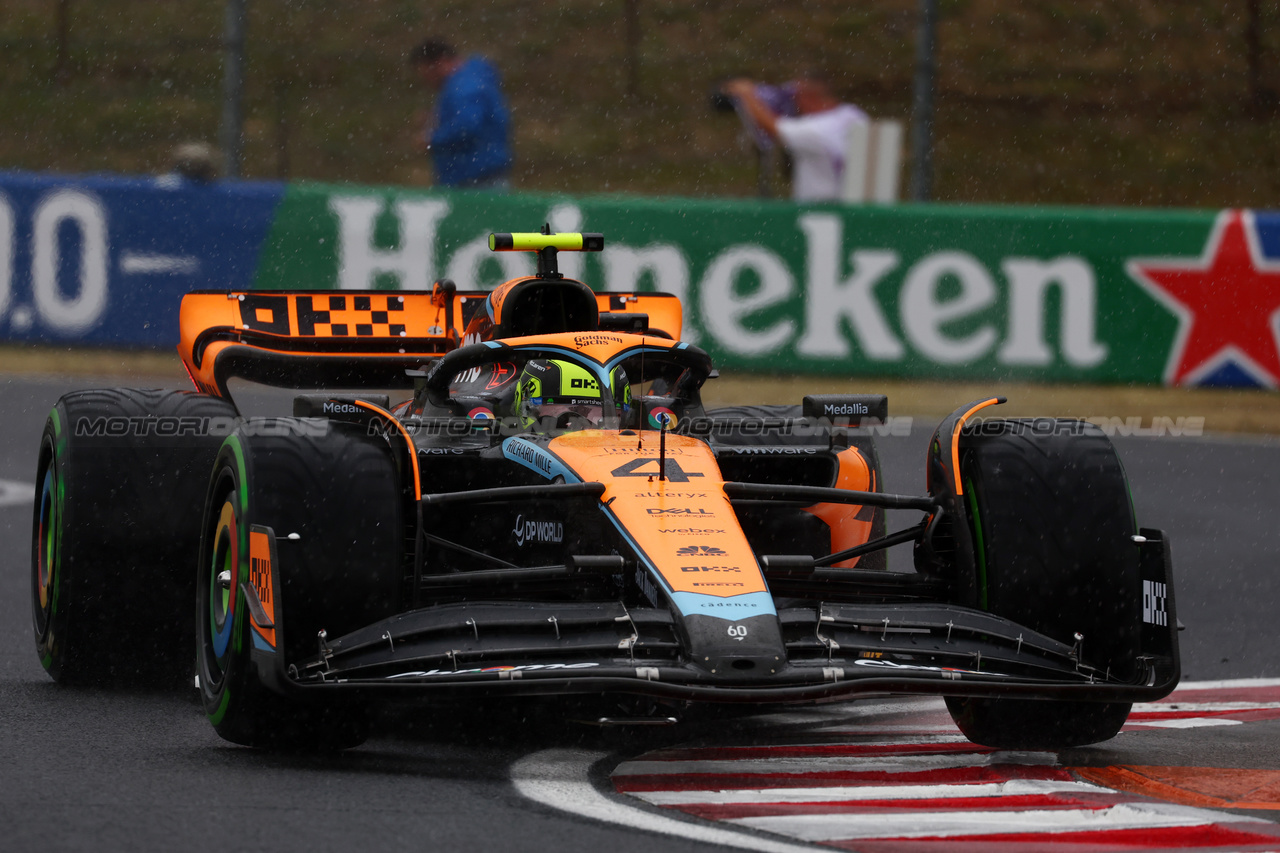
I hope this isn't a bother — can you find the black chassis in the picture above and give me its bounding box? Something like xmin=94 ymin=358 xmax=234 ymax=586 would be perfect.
xmin=243 ymin=396 xmax=1180 ymax=710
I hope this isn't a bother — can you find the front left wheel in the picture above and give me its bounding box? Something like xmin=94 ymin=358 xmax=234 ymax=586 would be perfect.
xmin=196 ymin=419 xmax=403 ymax=749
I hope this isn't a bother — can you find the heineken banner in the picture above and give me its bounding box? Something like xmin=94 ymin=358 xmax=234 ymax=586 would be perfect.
xmin=2 ymin=169 xmax=1279 ymax=388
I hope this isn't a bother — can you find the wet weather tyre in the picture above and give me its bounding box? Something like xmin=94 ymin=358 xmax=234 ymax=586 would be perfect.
xmin=197 ymin=419 xmax=403 ymax=750
xmin=944 ymin=418 xmax=1141 ymax=750
xmin=947 ymin=697 xmax=1133 ymax=751
xmin=32 ymin=389 xmax=239 ymax=686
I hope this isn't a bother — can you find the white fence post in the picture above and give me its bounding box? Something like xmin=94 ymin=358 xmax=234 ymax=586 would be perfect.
xmin=841 ymin=121 xmax=871 ymax=203
xmin=842 ymin=119 xmax=903 ymax=204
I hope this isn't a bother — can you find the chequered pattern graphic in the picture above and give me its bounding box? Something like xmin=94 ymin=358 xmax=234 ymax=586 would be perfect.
xmin=297 ymin=294 xmax=407 ymax=337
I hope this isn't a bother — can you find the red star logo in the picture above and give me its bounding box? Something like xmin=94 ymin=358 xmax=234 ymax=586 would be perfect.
xmin=1128 ymin=210 xmax=1280 ymax=387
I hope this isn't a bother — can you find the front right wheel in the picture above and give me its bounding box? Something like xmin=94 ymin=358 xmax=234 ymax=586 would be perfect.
xmin=945 ymin=418 xmax=1141 ymax=750
xmin=32 ymin=388 xmax=238 ymax=686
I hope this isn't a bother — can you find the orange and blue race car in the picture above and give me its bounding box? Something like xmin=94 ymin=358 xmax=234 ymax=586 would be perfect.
xmin=31 ymin=230 xmax=1179 ymax=750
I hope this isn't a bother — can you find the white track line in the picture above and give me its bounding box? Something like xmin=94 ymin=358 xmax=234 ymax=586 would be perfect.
xmin=1129 ymin=718 xmax=1242 ymax=729
xmin=514 ymin=683 xmax=1280 ymax=849
xmin=729 ymin=802 xmax=1268 ymax=843
xmin=1175 ymin=677 xmax=1280 ymax=690
xmin=631 ymin=778 xmax=1114 ymax=807
xmin=511 ymin=748 xmax=821 ymax=853
xmin=612 ymin=749 xmax=1057 ymax=777
xmin=1134 ymin=701 xmax=1280 ymax=711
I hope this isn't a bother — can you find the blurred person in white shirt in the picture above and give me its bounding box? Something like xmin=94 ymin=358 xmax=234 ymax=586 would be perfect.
xmin=724 ymin=74 xmax=868 ymax=201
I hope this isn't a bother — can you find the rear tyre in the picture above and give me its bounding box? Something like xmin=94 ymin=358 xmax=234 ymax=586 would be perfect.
xmin=32 ymin=389 xmax=238 ymax=686
xmin=944 ymin=419 xmax=1139 ymax=750
xmin=197 ymin=419 xmax=402 ymax=749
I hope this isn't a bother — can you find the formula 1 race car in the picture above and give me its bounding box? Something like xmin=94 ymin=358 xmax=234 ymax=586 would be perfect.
xmin=31 ymin=230 xmax=1180 ymax=750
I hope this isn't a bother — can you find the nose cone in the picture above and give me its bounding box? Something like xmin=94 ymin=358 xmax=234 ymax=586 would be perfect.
xmin=682 ymin=612 xmax=787 ymax=681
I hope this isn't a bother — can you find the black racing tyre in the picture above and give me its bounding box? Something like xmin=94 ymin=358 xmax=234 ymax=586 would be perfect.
xmin=944 ymin=418 xmax=1140 ymax=749
xmin=707 ymin=404 xmax=886 ymax=570
xmin=197 ymin=418 xmax=402 ymax=750
xmin=32 ymin=388 xmax=239 ymax=686
xmin=947 ymin=696 xmax=1133 ymax=751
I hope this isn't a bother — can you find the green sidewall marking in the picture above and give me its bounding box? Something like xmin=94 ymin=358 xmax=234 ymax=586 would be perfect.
xmin=211 ymin=434 xmax=251 ymax=720
xmin=43 ymin=488 xmax=54 ymax=583
xmin=48 ymin=409 xmax=65 ymax=620
xmin=964 ymin=479 xmax=989 ymax=610
xmin=224 ymin=433 xmax=249 ymax=516
xmin=35 ymin=409 xmax=63 ymax=671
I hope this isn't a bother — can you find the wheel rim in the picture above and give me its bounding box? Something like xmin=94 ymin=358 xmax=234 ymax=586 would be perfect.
xmin=32 ymin=467 xmax=57 ymax=637
xmin=207 ymin=499 xmax=239 ymax=673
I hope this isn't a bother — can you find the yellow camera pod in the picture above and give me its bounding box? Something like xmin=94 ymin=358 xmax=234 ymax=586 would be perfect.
xmin=488 ymin=232 xmax=604 ymax=252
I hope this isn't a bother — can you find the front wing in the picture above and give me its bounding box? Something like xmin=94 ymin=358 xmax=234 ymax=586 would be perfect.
xmin=243 ymin=529 xmax=1180 ymax=707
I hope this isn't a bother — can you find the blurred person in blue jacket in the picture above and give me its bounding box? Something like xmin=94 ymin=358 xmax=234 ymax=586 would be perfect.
xmin=410 ymin=39 xmax=512 ymax=190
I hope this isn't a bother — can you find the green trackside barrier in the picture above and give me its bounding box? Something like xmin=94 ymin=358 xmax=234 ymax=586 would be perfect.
xmin=254 ymin=182 xmax=1280 ymax=388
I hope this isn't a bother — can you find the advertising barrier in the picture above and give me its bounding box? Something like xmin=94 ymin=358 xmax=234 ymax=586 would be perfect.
xmin=2 ymin=169 xmax=1278 ymax=387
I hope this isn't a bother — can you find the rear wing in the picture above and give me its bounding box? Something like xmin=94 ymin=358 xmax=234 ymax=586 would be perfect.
xmin=177 ymin=286 xmax=684 ymax=398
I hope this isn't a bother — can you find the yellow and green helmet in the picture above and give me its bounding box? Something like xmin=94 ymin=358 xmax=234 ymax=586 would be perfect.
xmin=514 ymin=358 xmax=630 ymax=430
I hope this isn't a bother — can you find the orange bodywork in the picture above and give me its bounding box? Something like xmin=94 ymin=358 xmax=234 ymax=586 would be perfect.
xmin=247 ymin=528 xmax=277 ymax=650
xmin=549 ymin=432 xmax=770 ymax=605
xmin=177 ymin=287 xmax=683 ymax=397
xmin=803 ymin=446 xmax=875 ymax=568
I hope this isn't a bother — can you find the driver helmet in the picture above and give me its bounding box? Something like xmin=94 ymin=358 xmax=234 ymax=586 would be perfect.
xmin=514 ymin=359 xmax=630 ymax=431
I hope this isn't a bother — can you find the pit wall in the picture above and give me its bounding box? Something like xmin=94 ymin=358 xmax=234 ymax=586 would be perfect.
xmin=3 ymin=169 xmax=1277 ymax=388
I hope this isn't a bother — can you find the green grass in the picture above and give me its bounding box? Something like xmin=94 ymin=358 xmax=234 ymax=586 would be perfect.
xmin=2 ymin=0 xmax=1278 ymax=206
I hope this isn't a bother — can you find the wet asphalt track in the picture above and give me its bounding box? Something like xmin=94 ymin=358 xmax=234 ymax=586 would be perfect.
xmin=1 ymin=373 xmax=1278 ymax=852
